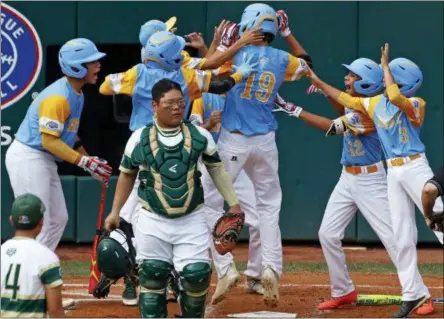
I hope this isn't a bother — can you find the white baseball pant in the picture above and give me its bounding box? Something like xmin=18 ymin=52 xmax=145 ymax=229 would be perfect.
xmin=5 ymin=140 xmax=68 ymax=251
xmin=207 ymin=128 xmax=282 ymax=277
xmin=119 ymin=176 xmax=141 ymax=227
xmin=387 ymin=154 xmax=443 ymax=301
xmin=318 ymin=162 xmax=401 ymax=298
xmin=201 ymin=164 xmax=262 ymax=279
xmin=134 ymin=206 xmax=211 ymax=271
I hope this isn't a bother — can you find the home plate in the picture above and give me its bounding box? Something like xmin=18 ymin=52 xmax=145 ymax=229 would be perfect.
xmin=228 ymin=311 xmax=297 ymax=318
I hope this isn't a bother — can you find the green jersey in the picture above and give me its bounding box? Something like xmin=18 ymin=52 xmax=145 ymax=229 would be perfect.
xmin=120 ymin=121 xmax=220 ymax=218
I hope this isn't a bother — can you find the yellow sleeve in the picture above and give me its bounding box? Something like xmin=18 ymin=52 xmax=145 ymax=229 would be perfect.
xmin=386 ymin=83 xmax=424 ymax=127
xmin=337 ymin=93 xmax=366 ymax=112
xmin=340 ymin=111 xmax=376 ymax=136
xmin=38 ymin=96 xmax=71 ymax=137
xmin=284 ymin=54 xmax=309 ymax=81
xmin=41 ymin=134 xmax=81 ymax=165
xmin=212 ymin=60 xmax=234 ymax=77
xmin=183 ymin=68 xmax=212 ymax=101
xmin=182 ymin=51 xmax=206 ymax=70
xmin=189 ymin=98 xmax=204 ymax=125
xmin=99 ymin=66 xmax=138 ymax=96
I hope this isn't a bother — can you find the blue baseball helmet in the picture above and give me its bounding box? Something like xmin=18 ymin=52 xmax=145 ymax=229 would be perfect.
xmin=142 ymin=31 xmax=185 ymax=71
xmin=58 ymin=38 xmax=106 ymax=79
xmin=342 ymin=58 xmax=384 ymax=96
xmin=238 ymin=3 xmax=278 ymax=37
xmin=139 ymin=18 xmax=177 ymax=62
xmin=389 ymin=58 xmax=423 ymax=97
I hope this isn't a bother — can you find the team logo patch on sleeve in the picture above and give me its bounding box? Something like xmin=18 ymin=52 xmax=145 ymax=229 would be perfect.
xmin=1 ymin=3 xmax=43 ymax=110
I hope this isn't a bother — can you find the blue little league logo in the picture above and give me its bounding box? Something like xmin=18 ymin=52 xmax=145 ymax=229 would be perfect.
xmin=1 ymin=3 xmax=42 ymax=110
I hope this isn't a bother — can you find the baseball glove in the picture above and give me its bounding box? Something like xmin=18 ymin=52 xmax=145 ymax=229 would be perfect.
xmin=429 ymin=213 xmax=444 ymax=232
xmin=213 ymin=211 xmax=245 ymax=255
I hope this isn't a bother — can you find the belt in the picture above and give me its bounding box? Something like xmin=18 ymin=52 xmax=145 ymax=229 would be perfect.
xmin=387 ymin=153 xmax=422 ymax=167
xmin=345 ymin=164 xmax=379 ymax=175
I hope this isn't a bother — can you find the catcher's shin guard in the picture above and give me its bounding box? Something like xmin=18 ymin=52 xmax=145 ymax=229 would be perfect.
xmin=138 ymin=260 xmax=173 ymax=318
xmin=179 ymin=262 xmax=212 ymax=318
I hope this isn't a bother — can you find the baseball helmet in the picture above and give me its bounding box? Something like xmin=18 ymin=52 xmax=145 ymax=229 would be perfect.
xmin=389 ymin=58 xmax=423 ymax=97
xmin=238 ymin=3 xmax=278 ymax=37
xmin=139 ymin=17 xmax=177 ymax=62
xmin=142 ymin=31 xmax=185 ymax=71
xmin=96 ymin=227 xmax=135 ymax=280
xmin=58 ymin=38 xmax=106 ymax=79
xmin=342 ymin=58 xmax=384 ymax=96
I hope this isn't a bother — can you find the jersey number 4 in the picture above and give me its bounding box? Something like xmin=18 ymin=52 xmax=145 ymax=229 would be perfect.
xmin=241 ymin=72 xmax=276 ymax=103
xmin=5 ymin=264 xmax=21 ymax=300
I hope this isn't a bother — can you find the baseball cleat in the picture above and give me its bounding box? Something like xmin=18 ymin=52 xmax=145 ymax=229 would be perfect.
xmin=415 ymin=297 xmax=434 ymax=315
xmin=211 ymin=263 xmax=240 ymax=305
xmin=316 ymin=290 xmax=358 ymax=310
xmin=62 ymin=298 xmax=75 ymax=309
xmin=393 ymin=296 xmax=428 ymax=318
xmin=261 ymin=267 xmax=279 ymax=308
xmin=244 ymin=276 xmax=264 ymax=295
xmin=122 ymin=277 xmax=138 ymax=306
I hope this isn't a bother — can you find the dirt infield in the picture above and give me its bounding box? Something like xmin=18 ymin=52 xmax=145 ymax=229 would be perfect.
xmin=58 ymin=244 xmax=444 ymax=318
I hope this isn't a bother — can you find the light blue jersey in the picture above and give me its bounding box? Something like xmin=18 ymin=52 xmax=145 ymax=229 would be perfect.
xmin=339 ymin=110 xmax=383 ymax=166
xmin=101 ymin=64 xmax=211 ymax=131
xmin=221 ymin=45 xmax=307 ymax=136
xmin=15 ymin=77 xmax=84 ymax=160
xmin=190 ymin=93 xmax=226 ymax=142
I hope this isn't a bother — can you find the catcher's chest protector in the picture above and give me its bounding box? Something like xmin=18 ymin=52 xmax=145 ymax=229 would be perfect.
xmin=138 ymin=122 xmax=207 ymax=218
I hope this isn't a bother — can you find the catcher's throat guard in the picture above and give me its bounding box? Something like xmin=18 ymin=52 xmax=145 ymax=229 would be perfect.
xmin=212 ymin=211 xmax=245 ymax=255
xmin=93 ymin=218 xmax=138 ymax=298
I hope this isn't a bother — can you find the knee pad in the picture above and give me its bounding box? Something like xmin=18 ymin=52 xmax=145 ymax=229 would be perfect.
xmin=138 ymin=260 xmax=172 ymax=318
xmin=179 ymin=262 xmax=212 ymax=318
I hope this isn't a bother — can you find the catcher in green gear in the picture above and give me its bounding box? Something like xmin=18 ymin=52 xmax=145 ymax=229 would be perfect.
xmin=103 ymin=79 xmax=244 ymax=318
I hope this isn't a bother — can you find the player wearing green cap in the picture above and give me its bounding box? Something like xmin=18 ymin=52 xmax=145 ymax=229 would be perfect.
xmin=1 ymin=194 xmax=65 ymax=318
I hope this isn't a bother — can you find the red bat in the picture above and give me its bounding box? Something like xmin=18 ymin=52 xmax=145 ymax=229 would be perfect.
xmin=88 ymin=183 xmax=106 ymax=294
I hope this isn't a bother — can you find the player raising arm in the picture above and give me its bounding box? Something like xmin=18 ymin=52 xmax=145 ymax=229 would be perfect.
xmin=305 ymin=45 xmax=440 ymax=317
xmin=273 ymin=58 xmax=402 ymax=311
xmin=1 ymin=194 xmax=65 ymax=318
xmin=5 ymin=39 xmax=112 ymax=253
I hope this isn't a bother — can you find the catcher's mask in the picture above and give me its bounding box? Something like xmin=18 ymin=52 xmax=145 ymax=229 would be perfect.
xmin=96 ymin=222 xmax=136 ymax=280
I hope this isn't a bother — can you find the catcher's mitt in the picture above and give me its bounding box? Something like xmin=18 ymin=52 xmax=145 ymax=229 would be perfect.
xmin=429 ymin=213 xmax=444 ymax=232
xmin=213 ymin=211 xmax=245 ymax=255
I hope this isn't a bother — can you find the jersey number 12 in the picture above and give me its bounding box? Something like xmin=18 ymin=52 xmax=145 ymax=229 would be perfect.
xmin=5 ymin=264 xmax=21 ymax=300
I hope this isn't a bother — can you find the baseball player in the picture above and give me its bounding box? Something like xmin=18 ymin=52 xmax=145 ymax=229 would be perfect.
xmin=100 ymin=30 xmax=257 ymax=305
xmin=273 ymin=58 xmax=402 ymax=310
xmin=5 ymin=38 xmax=112 ymax=253
xmin=306 ymin=44 xmax=440 ymax=317
xmin=422 ymin=165 xmax=444 ymax=226
xmin=103 ymin=78 xmax=244 ymax=318
xmin=190 ymin=93 xmax=264 ymax=304
xmin=1 ymin=194 xmax=64 ymax=318
xmin=205 ymin=3 xmax=310 ymax=307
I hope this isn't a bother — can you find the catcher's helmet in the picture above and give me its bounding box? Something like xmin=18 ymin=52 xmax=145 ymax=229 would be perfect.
xmin=96 ymin=228 xmax=134 ymax=280
xmin=342 ymin=58 xmax=384 ymax=97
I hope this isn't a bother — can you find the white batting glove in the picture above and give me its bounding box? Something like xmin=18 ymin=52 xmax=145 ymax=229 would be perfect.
xmin=273 ymin=93 xmax=303 ymax=118
xmin=78 ymin=156 xmax=112 ymax=186
xmin=277 ymin=10 xmax=291 ymax=37
xmin=306 ymin=84 xmax=327 ymax=97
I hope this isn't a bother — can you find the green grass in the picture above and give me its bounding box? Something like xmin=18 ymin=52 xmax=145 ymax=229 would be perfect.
xmin=61 ymin=261 xmax=443 ymax=278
